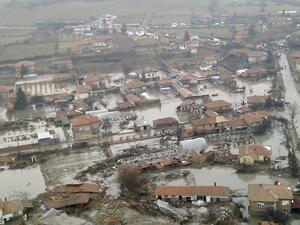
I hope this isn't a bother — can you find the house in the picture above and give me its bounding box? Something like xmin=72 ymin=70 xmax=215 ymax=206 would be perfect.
xmin=155 ymin=185 xmax=230 ymax=202
xmin=192 ymin=115 xmax=227 ymax=134
xmin=117 ymin=101 xmax=135 ymax=111
xmin=179 ymin=88 xmax=195 ymax=99
xmin=134 ymin=120 xmax=151 ymax=132
xmin=176 ymin=99 xmax=194 ymax=112
xmin=124 ymin=93 xmax=142 ymax=106
xmin=37 ymin=131 xmax=54 ymax=145
xmin=71 ymin=115 xmax=100 ymax=140
xmin=247 ymin=96 xmax=271 ymax=109
xmin=178 ymin=75 xmax=193 ymax=85
xmin=229 ymin=48 xmax=250 ymax=57
xmin=240 ymin=111 xmax=271 ymax=127
xmin=140 ymin=69 xmax=161 ymax=81
xmin=247 ymin=51 xmax=268 ymax=64
xmin=203 ymin=100 xmax=232 ymax=112
xmin=245 ymin=67 xmax=269 ymax=81
xmin=226 ymin=118 xmax=248 ymax=131
xmin=153 ymin=117 xmax=178 ymax=129
xmin=76 ymin=86 xmax=91 ymax=99
xmin=248 ymin=183 xmax=293 ymax=216
xmin=0 ymin=199 xmax=24 ymax=224
xmin=239 ymin=144 xmax=271 ymax=165
xmin=126 ymin=80 xmax=146 ymax=93
xmin=179 ymin=138 xmax=207 ymax=154
xmin=156 ymin=79 xmax=173 ymax=90
xmin=83 ymin=73 xmax=106 ymax=90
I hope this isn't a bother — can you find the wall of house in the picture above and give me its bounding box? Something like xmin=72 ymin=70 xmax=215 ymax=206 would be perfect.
xmin=250 ymin=201 xmax=276 ymax=216
xmin=240 ymin=156 xmax=255 ymax=165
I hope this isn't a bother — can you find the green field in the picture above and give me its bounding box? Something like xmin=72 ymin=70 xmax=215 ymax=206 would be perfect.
xmin=152 ymin=27 xmax=234 ymax=39
xmin=0 ymin=0 xmax=299 ymax=26
xmin=0 ymin=42 xmax=56 ymax=62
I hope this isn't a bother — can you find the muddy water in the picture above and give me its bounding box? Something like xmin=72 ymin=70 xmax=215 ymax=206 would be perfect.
xmin=0 ymin=165 xmax=46 ymax=200
xmin=158 ymin=167 xmax=288 ymax=193
xmin=136 ymin=92 xmax=182 ymax=122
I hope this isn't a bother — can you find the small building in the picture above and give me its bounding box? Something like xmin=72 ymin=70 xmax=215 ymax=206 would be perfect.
xmin=153 ymin=117 xmax=178 ymax=129
xmin=0 ymin=199 xmax=24 ymax=224
xmin=247 ymin=95 xmax=271 ymax=109
xmin=239 ymin=144 xmax=271 ymax=165
xmin=126 ymin=80 xmax=146 ymax=93
xmin=179 ymin=88 xmax=195 ymax=99
xmin=134 ymin=120 xmax=151 ymax=132
xmin=156 ymin=79 xmax=173 ymax=89
xmin=140 ymin=69 xmax=161 ymax=81
xmin=192 ymin=116 xmax=227 ymax=134
xmin=245 ymin=67 xmax=269 ymax=81
xmin=76 ymin=86 xmax=91 ymax=100
xmin=203 ymin=100 xmax=232 ymax=112
xmin=240 ymin=111 xmax=271 ymax=127
xmin=226 ymin=118 xmax=248 ymax=131
xmin=71 ymin=115 xmax=100 ymax=140
xmin=176 ymin=99 xmax=194 ymax=112
xmin=248 ymin=183 xmax=293 ymax=216
xmin=247 ymin=51 xmax=268 ymax=64
xmin=179 ymin=138 xmax=207 ymax=154
xmin=37 ymin=131 xmax=53 ymax=145
xmin=84 ymin=73 xmax=106 ymax=90
xmin=155 ymin=185 xmax=230 ymax=202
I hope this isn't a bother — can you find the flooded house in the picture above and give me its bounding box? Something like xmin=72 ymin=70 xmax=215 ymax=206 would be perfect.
xmin=125 ymin=80 xmax=146 ymax=94
xmin=247 ymin=51 xmax=268 ymax=64
xmin=70 ymin=115 xmax=100 ymax=140
xmin=226 ymin=118 xmax=248 ymax=132
xmin=155 ymin=185 xmax=230 ymax=202
xmin=192 ymin=114 xmax=227 ymax=134
xmin=0 ymin=199 xmax=24 ymax=224
xmin=248 ymin=183 xmax=293 ymax=216
xmin=156 ymin=79 xmax=173 ymax=90
xmin=247 ymin=95 xmax=271 ymax=109
xmin=239 ymin=144 xmax=272 ymax=165
xmin=176 ymin=99 xmax=194 ymax=112
xmin=134 ymin=120 xmax=151 ymax=132
xmin=245 ymin=67 xmax=269 ymax=81
xmin=153 ymin=117 xmax=178 ymax=130
xmin=203 ymin=100 xmax=232 ymax=113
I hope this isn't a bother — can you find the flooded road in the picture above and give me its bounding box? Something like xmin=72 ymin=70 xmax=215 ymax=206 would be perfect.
xmin=279 ymin=53 xmax=300 ymax=133
xmin=0 ymin=165 xmax=46 ymax=200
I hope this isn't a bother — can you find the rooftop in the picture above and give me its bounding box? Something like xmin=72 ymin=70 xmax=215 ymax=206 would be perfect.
xmin=248 ymin=184 xmax=293 ymax=202
xmin=71 ymin=115 xmax=99 ymax=127
xmin=126 ymin=80 xmax=145 ymax=89
xmin=247 ymin=95 xmax=270 ymax=104
xmin=204 ymin=100 xmax=232 ymax=110
xmin=239 ymin=144 xmax=271 ymax=158
xmin=155 ymin=186 xmax=230 ymax=197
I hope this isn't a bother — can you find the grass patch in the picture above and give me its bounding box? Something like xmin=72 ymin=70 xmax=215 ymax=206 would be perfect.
xmin=0 ymin=42 xmax=56 ymax=62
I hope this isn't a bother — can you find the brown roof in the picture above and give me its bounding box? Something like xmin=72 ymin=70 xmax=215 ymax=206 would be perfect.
xmin=205 ymin=110 xmax=220 ymax=118
xmin=124 ymin=93 xmax=142 ymax=104
xmin=204 ymin=100 xmax=232 ymax=110
xmin=247 ymin=95 xmax=270 ymax=104
xmin=153 ymin=117 xmax=178 ymax=128
xmin=46 ymin=193 xmax=90 ymax=209
xmin=239 ymin=144 xmax=271 ymax=158
xmin=77 ymin=85 xmax=92 ymax=94
xmin=117 ymin=101 xmax=135 ymax=110
xmin=247 ymin=51 xmax=267 ymax=58
xmin=229 ymin=48 xmax=250 ymax=55
xmin=240 ymin=111 xmax=270 ymax=125
xmin=226 ymin=118 xmax=247 ymax=128
xmin=248 ymin=184 xmax=293 ymax=202
xmin=0 ymin=156 xmax=16 ymax=164
xmin=155 ymin=186 xmax=230 ymax=197
xmin=71 ymin=115 xmax=99 ymax=127
xmin=0 ymin=200 xmax=23 ymax=215
xmin=192 ymin=116 xmax=227 ymax=126
xmin=179 ymin=88 xmax=194 ymax=98
xmin=53 ymin=183 xmax=103 ymax=193
xmin=157 ymin=79 xmax=172 ymax=85
xmin=84 ymin=73 xmax=105 ymax=85
xmin=126 ymin=80 xmax=145 ymax=89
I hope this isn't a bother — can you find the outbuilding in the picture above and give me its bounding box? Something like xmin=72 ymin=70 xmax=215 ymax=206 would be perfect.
xmin=179 ymin=138 xmax=207 ymax=153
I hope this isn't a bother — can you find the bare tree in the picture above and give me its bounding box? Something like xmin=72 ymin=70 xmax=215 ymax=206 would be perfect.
xmin=289 ymin=103 xmax=298 ymax=123
xmin=118 ymin=165 xmax=148 ymax=194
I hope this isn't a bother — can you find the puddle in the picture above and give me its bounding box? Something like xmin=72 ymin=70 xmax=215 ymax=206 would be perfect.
xmin=0 ymin=165 xmax=46 ymax=200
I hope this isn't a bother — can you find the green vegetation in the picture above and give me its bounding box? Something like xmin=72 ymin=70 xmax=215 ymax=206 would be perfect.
xmin=14 ymin=87 xmax=27 ymax=110
xmin=288 ymin=150 xmax=299 ymax=177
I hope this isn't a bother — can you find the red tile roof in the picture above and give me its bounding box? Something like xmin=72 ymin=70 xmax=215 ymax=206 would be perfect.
xmin=153 ymin=117 xmax=178 ymax=128
xmin=239 ymin=144 xmax=271 ymax=158
xmin=204 ymin=100 xmax=232 ymax=110
xmin=155 ymin=186 xmax=230 ymax=197
xmin=71 ymin=115 xmax=99 ymax=127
